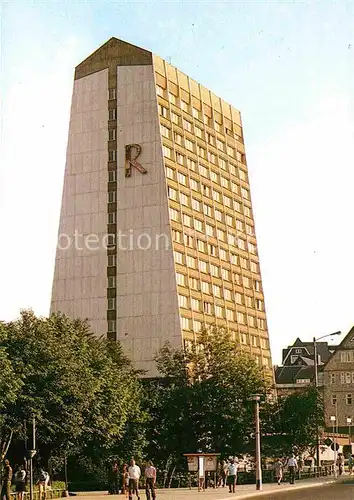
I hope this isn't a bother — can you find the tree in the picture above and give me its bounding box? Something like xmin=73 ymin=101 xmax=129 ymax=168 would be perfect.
xmin=0 ymin=310 xmax=147 ymax=479
xmin=261 ymin=386 xmax=324 ymax=457
xmin=144 ymin=326 xmax=271 ymax=470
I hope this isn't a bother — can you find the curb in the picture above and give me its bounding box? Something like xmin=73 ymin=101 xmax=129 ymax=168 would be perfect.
xmin=216 ymin=479 xmax=337 ymax=499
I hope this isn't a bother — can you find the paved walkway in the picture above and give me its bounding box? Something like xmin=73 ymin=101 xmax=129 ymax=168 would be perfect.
xmin=75 ymin=476 xmax=337 ymax=500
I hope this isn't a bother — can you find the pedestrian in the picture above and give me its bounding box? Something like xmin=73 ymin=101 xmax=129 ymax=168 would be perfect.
xmin=14 ymin=464 xmax=27 ymax=500
xmin=121 ymin=464 xmax=129 ymax=496
xmin=337 ymin=453 xmax=345 ymax=476
xmin=226 ymin=459 xmax=238 ymax=493
xmin=128 ymin=459 xmax=141 ymax=500
xmin=274 ymin=459 xmax=283 ymax=485
xmin=144 ymin=462 xmax=156 ymax=500
xmin=1 ymin=459 xmax=13 ymax=500
xmin=287 ymin=454 xmax=298 ymax=485
xmin=37 ymin=468 xmax=50 ymax=500
xmin=348 ymin=453 xmax=353 ymax=475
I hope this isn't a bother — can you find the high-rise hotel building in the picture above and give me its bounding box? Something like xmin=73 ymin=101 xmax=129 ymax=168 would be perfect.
xmin=51 ymin=38 xmax=273 ymax=376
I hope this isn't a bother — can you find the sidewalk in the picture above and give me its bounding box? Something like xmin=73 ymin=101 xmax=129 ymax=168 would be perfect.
xmin=76 ymin=476 xmax=337 ymax=500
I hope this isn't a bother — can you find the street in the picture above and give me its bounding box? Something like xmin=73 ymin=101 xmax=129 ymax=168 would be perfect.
xmin=251 ymin=482 xmax=354 ymax=499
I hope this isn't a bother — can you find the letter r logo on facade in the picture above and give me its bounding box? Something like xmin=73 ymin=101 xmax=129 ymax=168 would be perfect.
xmin=125 ymin=144 xmax=147 ymax=177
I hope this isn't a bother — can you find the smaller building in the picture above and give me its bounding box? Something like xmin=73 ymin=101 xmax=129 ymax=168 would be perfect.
xmin=275 ymin=337 xmax=336 ymax=397
xmin=323 ymin=327 xmax=354 ymax=433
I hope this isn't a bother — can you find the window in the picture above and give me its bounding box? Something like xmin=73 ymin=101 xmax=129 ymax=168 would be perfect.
xmin=199 ymin=261 xmax=208 ymax=273
xmin=108 ymin=212 xmax=116 ymax=224
xmin=241 ymin=333 xmax=247 ymax=345
xmin=174 ymin=251 xmax=183 ymax=264
xmin=198 ymin=146 xmax=206 ymax=158
xmin=203 ymin=302 xmax=212 ymax=314
xmin=178 ymin=173 xmax=187 ymax=185
xmin=221 ymin=177 xmax=229 ymax=189
xmin=332 ymin=394 xmax=337 ymax=405
xmin=174 ymin=133 xmax=183 ymax=145
xmin=219 ymin=158 xmax=227 ymax=170
xmin=220 ymin=248 xmax=227 ymax=260
xmin=245 ymin=296 xmax=253 ymax=307
xmin=250 ymin=261 xmax=259 ymax=273
xmin=230 ymin=253 xmax=238 ymax=265
xmin=184 ymin=234 xmax=193 ymax=247
xmin=254 ymin=280 xmax=261 ymax=291
xmin=221 ymin=269 xmax=230 ymax=281
xmin=180 ymin=193 xmax=189 ymax=206
xmin=187 ymin=158 xmax=197 ymax=171
xmin=169 ymin=92 xmax=177 ymax=104
xmin=240 ymin=257 xmax=248 ymax=269
xmin=205 ymin=224 xmax=214 ymax=237
xmin=244 ymin=206 xmax=252 ymax=217
xmin=179 ymin=295 xmax=188 ymax=308
xmin=231 ymin=182 xmax=238 ymax=194
xmin=215 ymin=306 xmax=223 ymax=318
xmin=166 ymin=167 xmax=174 ymax=179
xmin=156 ymin=85 xmax=165 ymax=96
xmin=189 ymin=216 xmax=198 ymax=229
xmin=347 ymin=394 xmax=353 ymax=405
xmin=346 ymin=372 xmax=352 ymax=384
xmin=108 ymin=276 xmax=116 ymax=288
xmin=171 ymin=112 xmax=179 ymax=124
xmin=241 ymin=187 xmax=249 ymax=200
xmin=109 ymin=129 xmax=116 ymax=141
xmin=105 ymin=235 xmax=115 ymax=247
xmin=192 ymin=107 xmax=200 ymax=119
xmin=331 ymin=373 xmax=336 ymax=385
xmin=181 ymin=317 xmax=190 ymax=330
xmin=237 ymin=312 xmax=245 ymax=324
xmin=108 ymin=88 xmax=116 ymax=100
xmin=202 ymin=184 xmax=210 ymax=197
xmin=233 ymin=272 xmax=241 ymax=285
xmin=260 ymin=338 xmax=268 ymax=349
xmin=108 ymin=255 xmax=116 ymax=267
xmin=108 ymin=320 xmax=116 ymax=332
xmin=208 ymin=152 xmax=217 ymax=164
xmin=198 ymin=165 xmax=208 ymax=178
xmin=208 ymin=244 xmax=217 ymax=256
xmin=108 ymin=150 xmax=117 ymax=162
xmin=215 ymin=121 xmax=222 ymax=132
xmin=234 ymin=200 xmax=241 ymax=212
xmin=227 ymin=145 xmax=235 ymax=157
xmin=213 ymin=285 xmax=221 ymax=297
xmin=176 ymin=273 xmax=185 ymax=286
xmin=185 ymin=139 xmax=194 ymax=151
xmin=168 ymin=187 xmax=177 ymax=200
xmin=227 ymin=234 xmax=236 ymax=246
xmin=189 ymin=277 xmax=199 ymax=290
xmin=210 ymin=264 xmax=219 ymax=277
xmin=172 ymin=229 xmax=182 ymax=242
xmin=201 ymin=281 xmax=210 ymax=293
xmin=169 ymin=208 xmax=179 ymax=221
xmin=212 ymin=190 xmax=221 ymax=203
xmin=215 ymin=209 xmax=223 ymax=222
xmin=193 ymin=320 xmax=202 ymax=332
xmin=181 ymin=100 xmax=189 ymax=112
xmin=238 ymin=238 xmax=246 ymax=250
xmin=236 ymin=220 xmax=244 ymax=231
xmin=257 ymin=318 xmax=265 ymax=330
xmin=190 ymin=178 xmax=199 ymax=191
xmin=176 ymin=153 xmax=184 ymax=165
xmin=184 ymin=119 xmax=192 ymax=132
xmin=216 ymin=139 xmax=225 ymax=151
xmin=217 ymin=229 xmax=225 ymax=241
xmin=256 ymin=299 xmax=263 ymax=311
xmin=108 ymin=298 xmax=116 ymax=310
xmin=161 ymin=125 xmax=170 ymax=138
xmin=108 ymin=109 xmax=117 ymax=120
xmin=158 ymin=104 xmax=168 ymax=117
xmin=229 ymin=163 xmax=237 ymax=176
xmin=195 ymin=127 xmax=203 ymax=138
xmin=192 ymin=198 xmax=200 ymax=211
xmin=341 ymin=372 xmax=345 ymax=384
xmin=163 ymin=146 xmax=172 ymax=158
xmin=235 ymin=293 xmax=243 ymax=304
xmin=191 ymin=298 xmax=200 ymax=311
xmin=224 ymin=289 xmax=232 ymax=301
xmin=203 ymin=204 xmax=212 ymax=217
xmin=239 ymin=169 xmax=247 ymax=181
xmin=224 ymin=195 xmax=232 ymax=207
xmin=243 ymin=276 xmax=251 ymax=288
xmin=249 ymin=316 xmax=256 ymax=327
xmin=197 ymin=239 xmax=205 ymax=252
xmin=108 ymin=170 xmax=117 ymax=182
xmin=108 ymin=191 xmax=116 ymax=203
xmin=186 ymin=256 xmax=196 ymax=268
xmin=252 ymin=336 xmax=258 ymax=347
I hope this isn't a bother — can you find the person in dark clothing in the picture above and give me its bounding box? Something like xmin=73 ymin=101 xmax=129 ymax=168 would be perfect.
xmin=1 ymin=459 xmax=13 ymax=500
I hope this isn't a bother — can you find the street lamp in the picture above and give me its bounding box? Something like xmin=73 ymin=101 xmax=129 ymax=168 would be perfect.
xmin=313 ymin=331 xmax=341 ymax=466
xmin=347 ymin=417 xmax=352 ymax=444
xmin=330 ymin=416 xmax=338 ymax=478
xmin=250 ymin=395 xmax=262 ymax=491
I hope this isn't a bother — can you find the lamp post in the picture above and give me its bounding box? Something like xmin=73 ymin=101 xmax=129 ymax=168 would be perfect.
xmin=29 ymin=416 xmax=37 ymax=500
xmin=313 ymin=331 xmax=341 ymax=467
xmin=250 ymin=395 xmax=262 ymax=491
xmin=347 ymin=417 xmax=352 ymax=444
xmin=330 ymin=415 xmax=337 ymax=478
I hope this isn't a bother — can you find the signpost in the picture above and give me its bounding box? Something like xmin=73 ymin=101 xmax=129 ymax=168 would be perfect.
xmin=184 ymin=453 xmax=220 ymax=491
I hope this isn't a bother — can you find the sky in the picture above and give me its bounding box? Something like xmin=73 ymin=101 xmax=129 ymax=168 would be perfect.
xmin=1 ymin=0 xmax=354 ymax=364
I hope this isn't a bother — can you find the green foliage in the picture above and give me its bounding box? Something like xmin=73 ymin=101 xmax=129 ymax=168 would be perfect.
xmin=261 ymin=386 xmax=324 ymax=457
xmin=0 ymin=310 xmax=147 ymax=474
xmin=145 ymin=326 xmax=271 ymax=467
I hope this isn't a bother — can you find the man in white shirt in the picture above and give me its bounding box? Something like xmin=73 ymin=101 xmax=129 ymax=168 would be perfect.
xmin=227 ymin=459 xmax=238 ymax=493
xmin=144 ymin=462 xmax=156 ymax=500
xmin=287 ymin=455 xmax=298 ymax=484
xmin=128 ymin=459 xmax=141 ymax=500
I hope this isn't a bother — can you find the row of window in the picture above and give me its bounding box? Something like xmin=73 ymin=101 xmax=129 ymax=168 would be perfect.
xmin=340 ymin=351 xmax=354 ymax=363
xmin=181 ymin=317 xmax=268 ymax=343
xmin=330 ymin=372 xmax=354 ymax=385
xmin=331 ymin=394 xmax=354 ymax=405
xmin=176 ymin=270 xmax=262 ymax=293
xmin=178 ymin=294 xmax=263 ymax=316
xmin=158 ymin=102 xmax=243 ymax=145
xmin=160 ymin=124 xmax=245 ymax=162
xmin=165 ymin=164 xmax=250 ymax=201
